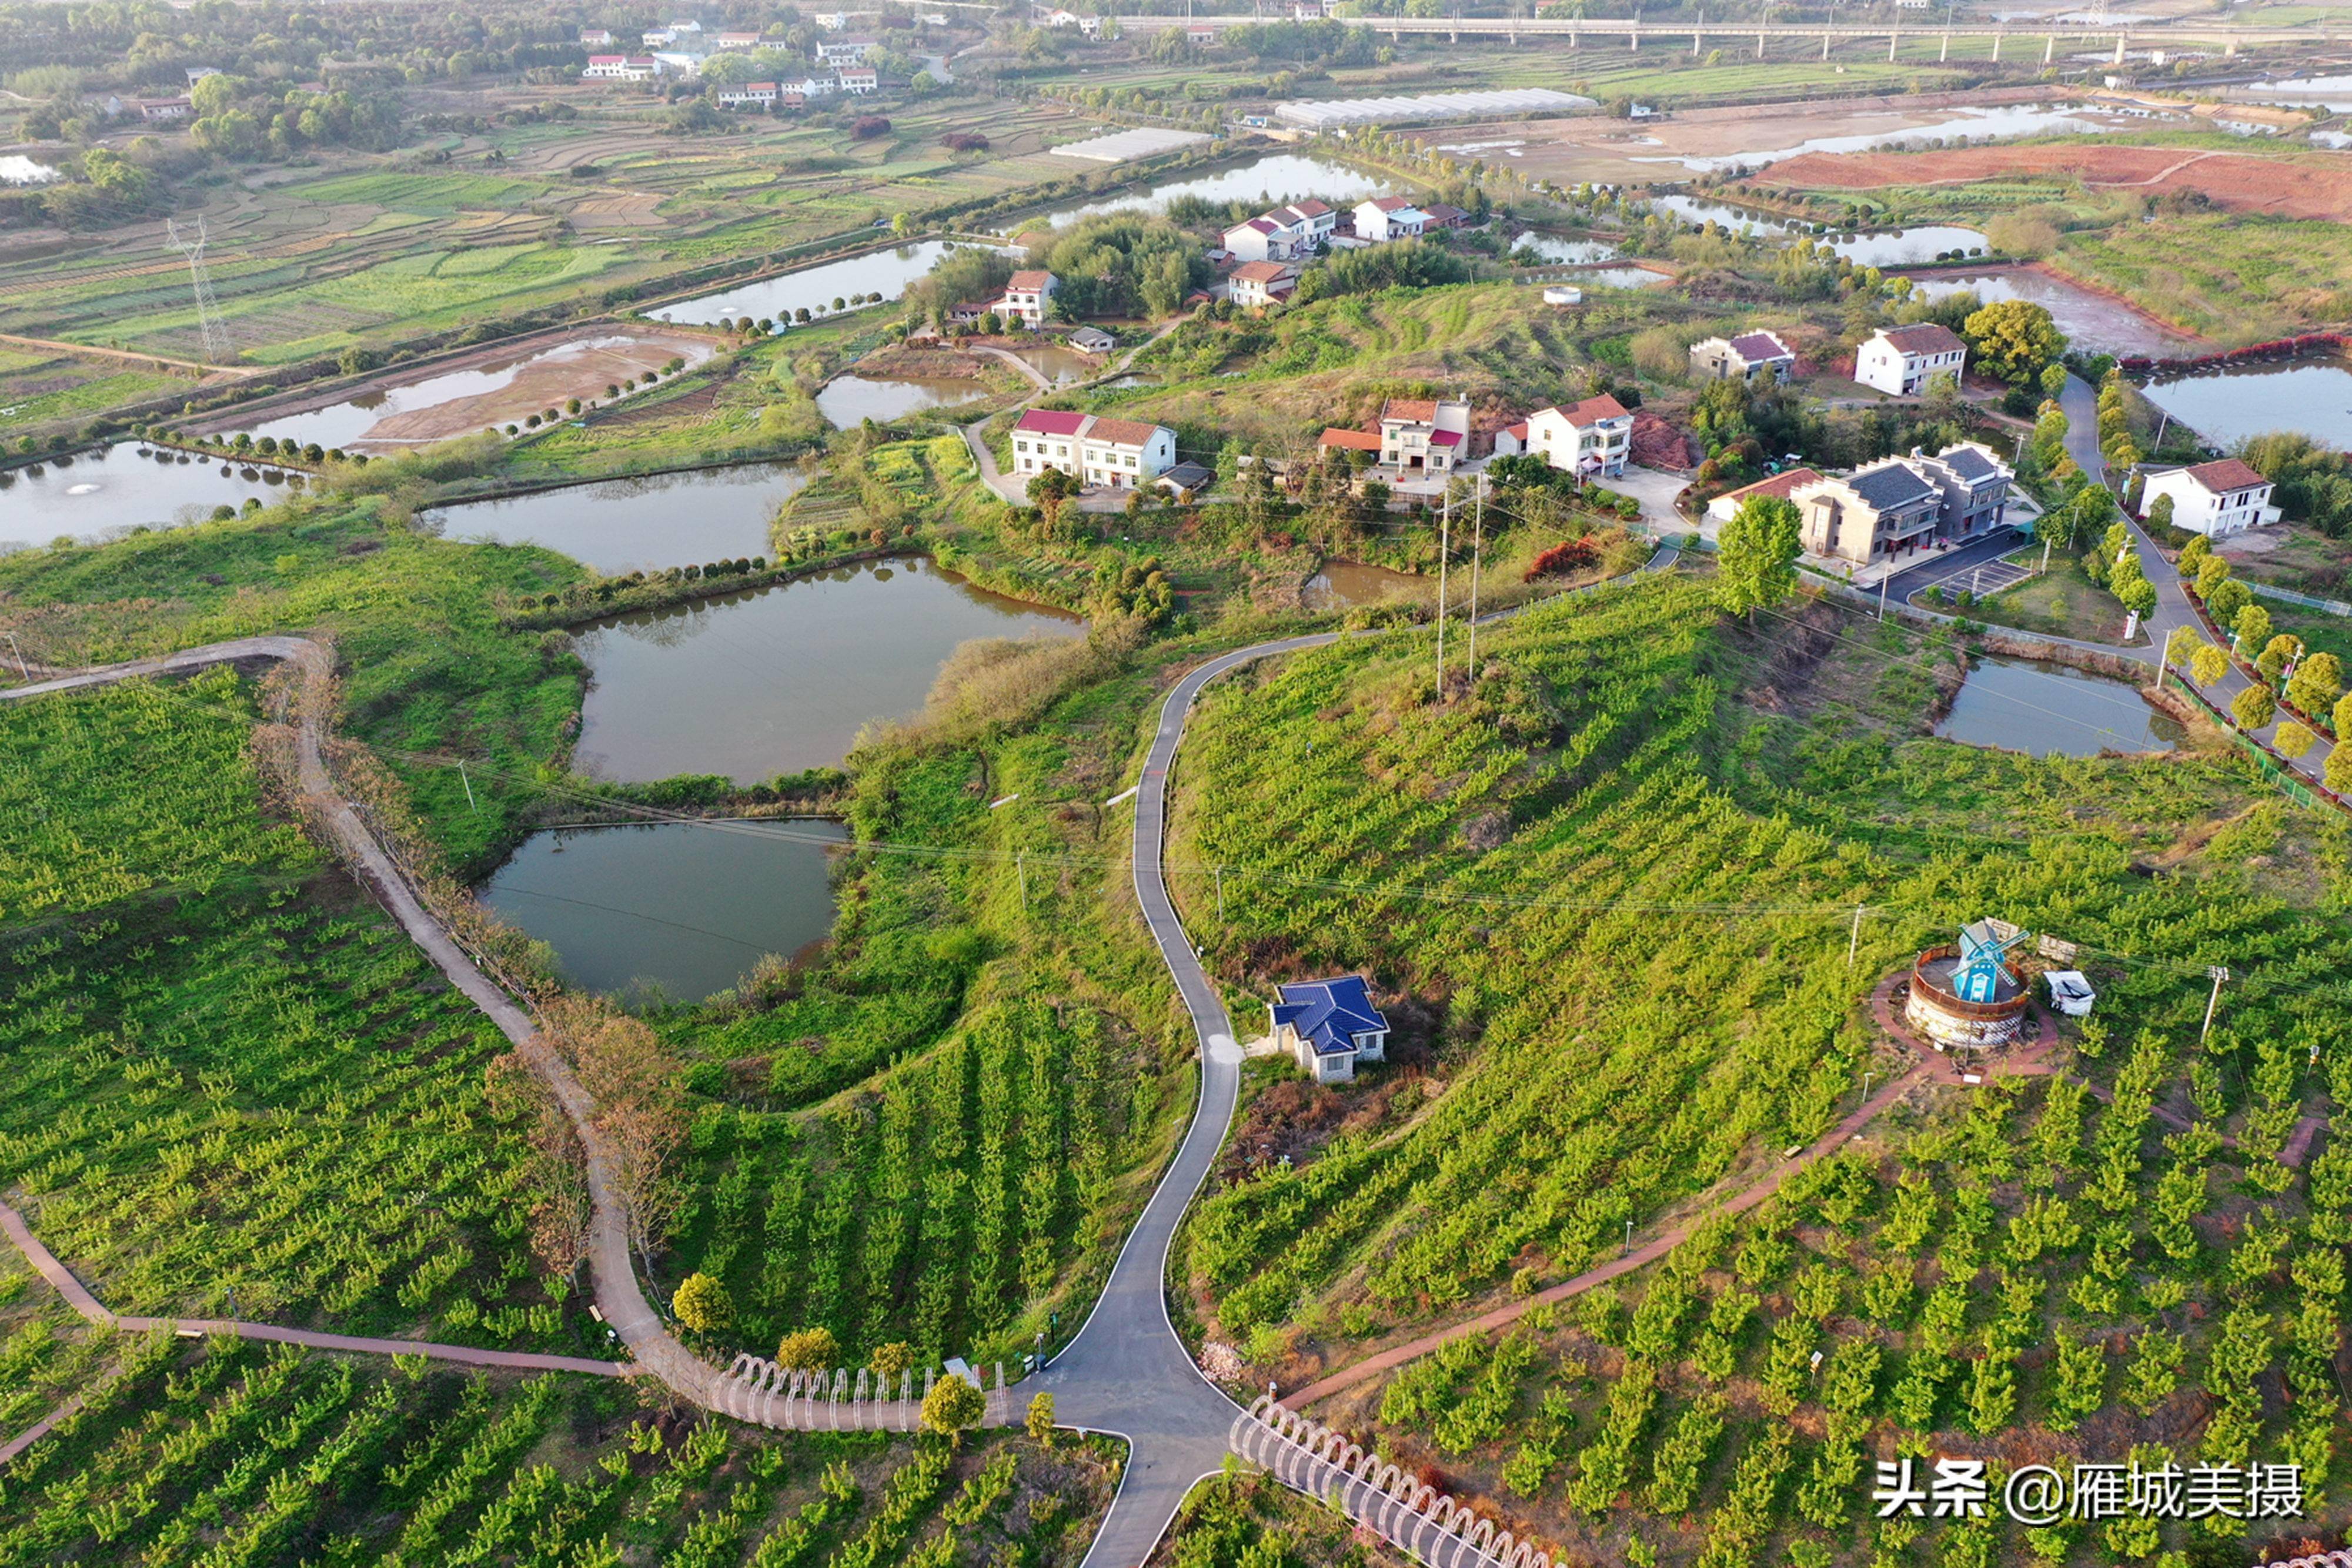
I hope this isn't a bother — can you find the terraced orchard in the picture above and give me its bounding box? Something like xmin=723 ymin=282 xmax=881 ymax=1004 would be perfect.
xmin=1172 ymin=572 xmax=2352 ymax=1564
xmin=0 ymin=670 xmax=564 ymax=1345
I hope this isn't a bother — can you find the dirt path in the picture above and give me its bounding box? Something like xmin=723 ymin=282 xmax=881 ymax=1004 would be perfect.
xmin=0 ymin=1196 xmax=626 ymax=1378
xmin=1282 ymin=1062 xmax=1928 ymax=1410
xmin=0 ymin=638 xmax=713 ymax=1407
xmin=0 ymin=331 xmax=249 ymax=380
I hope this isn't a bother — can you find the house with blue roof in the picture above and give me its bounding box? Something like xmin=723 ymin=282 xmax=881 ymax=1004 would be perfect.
xmin=1268 ymin=976 xmax=1389 ymax=1085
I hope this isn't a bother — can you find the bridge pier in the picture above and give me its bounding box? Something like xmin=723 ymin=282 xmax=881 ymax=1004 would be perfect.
xmin=1692 ymin=29 xmax=1702 ymax=55
xmin=1992 ymin=29 xmax=2002 ymax=59
xmin=2225 ymin=36 xmax=2236 ymax=54
xmin=1939 ymin=31 xmax=1949 ymax=61
xmin=1756 ymin=28 xmax=1765 ymax=55
xmin=1629 ymin=26 xmax=1638 ymax=48
xmin=2113 ymin=31 xmax=2127 ymax=61
xmin=1821 ymin=31 xmax=1830 ymax=58
xmin=2043 ymin=32 xmax=2054 ymax=62
xmin=1888 ymin=31 xmax=1897 ymax=60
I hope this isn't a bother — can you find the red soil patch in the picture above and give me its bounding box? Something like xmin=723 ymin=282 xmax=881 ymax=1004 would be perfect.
xmin=1762 ymin=144 xmax=2352 ymax=222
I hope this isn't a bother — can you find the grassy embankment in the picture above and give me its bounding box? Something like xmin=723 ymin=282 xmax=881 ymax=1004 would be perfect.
xmin=1165 ymin=567 xmax=2352 ymax=1566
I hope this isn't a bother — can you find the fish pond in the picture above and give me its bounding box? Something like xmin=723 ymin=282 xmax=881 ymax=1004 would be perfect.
xmin=428 ymin=463 xmax=807 ymax=574
xmin=2139 ymin=357 xmax=2352 ymax=452
xmin=1935 ymin=654 xmax=2181 ymax=757
xmin=479 ymin=818 xmax=849 ymax=1003
xmin=1 ymin=445 xmax=307 ymax=549
xmin=572 ymin=555 xmax=1084 ymax=784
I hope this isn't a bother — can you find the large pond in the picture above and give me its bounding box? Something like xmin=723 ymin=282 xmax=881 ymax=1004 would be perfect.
xmin=655 ymin=240 xmax=1001 ymax=327
xmin=0 ymin=444 xmax=306 ymax=550
xmin=1935 ymin=654 xmax=2181 ymax=757
xmin=429 ymin=463 xmax=806 ymax=574
xmin=2139 ymin=357 xmax=2352 ymax=452
xmin=1020 ymin=151 xmax=1383 ymax=229
xmin=573 ymin=554 xmax=1084 ymax=783
xmin=1000 ymin=342 xmax=1097 ymax=385
xmin=479 ymin=817 xmax=849 ymax=1003
xmin=1637 ymin=103 xmax=2154 ymax=172
xmin=1648 ymin=196 xmax=1984 ymax=263
xmin=248 ymin=332 xmax=707 ymax=452
xmin=816 ymin=373 xmax=988 ymax=427
xmin=2231 ymin=75 xmax=2352 ymax=112
xmin=1902 ymin=270 xmax=2197 ymax=359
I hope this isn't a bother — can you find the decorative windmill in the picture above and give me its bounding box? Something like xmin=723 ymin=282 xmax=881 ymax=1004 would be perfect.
xmin=1953 ymin=918 xmax=2028 ymax=1004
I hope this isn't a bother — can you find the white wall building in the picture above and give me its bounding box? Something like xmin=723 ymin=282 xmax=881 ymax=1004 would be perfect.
xmin=1354 ymin=196 xmax=1428 ymax=243
xmin=584 ymin=54 xmax=663 ymax=79
xmin=1011 ymin=410 xmax=1177 ymax=489
xmin=2140 ymin=458 xmax=2280 ymax=538
xmin=1525 ymin=394 xmax=1634 ymax=479
xmin=1855 ymin=323 xmax=1967 ymax=397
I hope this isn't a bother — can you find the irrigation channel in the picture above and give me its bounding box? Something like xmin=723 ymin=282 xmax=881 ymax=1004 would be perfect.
xmin=0 ymin=539 xmax=2032 ymax=1568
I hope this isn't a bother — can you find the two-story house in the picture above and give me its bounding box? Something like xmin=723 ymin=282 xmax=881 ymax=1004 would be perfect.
xmin=1689 ymin=329 xmax=1796 ymax=385
xmin=993 ymin=270 xmax=1057 ymax=327
xmin=1855 ymin=323 xmax=1967 ymax=397
xmin=1910 ymin=440 xmax=2016 ymax=542
xmin=1268 ymin=975 xmax=1389 ymax=1085
xmin=1379 ymin=396 xmax=1472 ymax=476
xmin=1229 ymin=260 xmax=1301 ymax=309
xmin=1791 ymin=457 xmax=1945 ymax=566
xmin=1010 ymin=410 xmax=1177 ymax=490
xmin=815 ymin=37 xmax=876 ymax=65
xmin=584 ymin=54 xmax=663 ymax=79
xmin=1525 ymin=393 xmax=1635 ymax=479
xmin=1354 ymin=196 xmax=1428 ymax=243
xmin=716 ymin=82 xmax=780 ymax=108
xmin=837 ymin=66 xmax=878 ymax=93
xmin=580 ymin=28 xmax=616 ymax=46
xmin=713 ymin=30 xmax=762 ymax=49
xmin=1221 ymin=216 xmax=1293 ymax=263
xmin=2139 ymin=457 xmax=2280 ymax=538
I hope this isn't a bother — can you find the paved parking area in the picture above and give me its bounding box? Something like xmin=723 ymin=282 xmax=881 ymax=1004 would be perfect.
xmin=1908 ymin=551 xmax=2038 ymax=600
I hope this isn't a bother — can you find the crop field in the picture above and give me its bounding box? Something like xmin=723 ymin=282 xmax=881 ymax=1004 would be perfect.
xmin=0 ymin=1338 xmax=1117 ymax=1566
xmin=0 ymin=97 xmax=1100 ymax=379
xmin=2054 ymin=213 xmax=2352 ymax=343
xmin=1170 ymin=571 xmax=2352 ymax=1563
xmin=0 ymin=671 xmax=569 ymax=1342
xmin=0 ymin=346 xmax=188 ymax=432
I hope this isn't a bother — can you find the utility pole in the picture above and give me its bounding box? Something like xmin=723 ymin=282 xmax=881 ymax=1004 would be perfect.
xmin=1847 ymin=902 xmax=1864 ymax=969
xmin=4 ymin=632 xmax=26 ymax=681
xmin=1877 ymin=569 xmax=1889 ymax=621
xmin=1215 ymin=865 xmax=1225 ymax=920
xmin=2201 ymin=964 xmax=2228 ymax=1043
xmin=1434 ymin=489 xmax=1451 ymax=697
xmin=1465 ymin=474 xmax=1485 ymax=677
xmin=458 ymin=761 xmax=477 ymax=814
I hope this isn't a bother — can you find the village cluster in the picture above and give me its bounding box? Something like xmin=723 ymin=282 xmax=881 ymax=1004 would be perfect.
xmin=580 ymin=15 xmax=885 ymax=99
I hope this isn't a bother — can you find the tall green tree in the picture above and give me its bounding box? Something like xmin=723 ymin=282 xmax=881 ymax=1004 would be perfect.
xmin=1962 ymin=299 xmax=2066 ymax=387
xmin=1715 ymin=494 xmax=1802 ymax=623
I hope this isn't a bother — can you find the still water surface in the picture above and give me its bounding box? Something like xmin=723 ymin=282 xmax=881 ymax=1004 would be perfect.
xmin=573 ymin=556 xmax=1083 ymax=783
xmin=657 ymin=241 xmax=989 ymax=327
xmin=816 ymin=374 xmax=988 ymax=427
xmin=1304 ymin=559 xmax=1424 ymax=609
xmin=1023 ymin=152 xmax=1381 ymax=228
xmin=1 ymin=445 xmax=305 ymax=548
xmin=1902 ymin=270 xmax=2197 ymax=358
xmin=480 ymin=818 xmax=848 ymax=1002
xmin=2140 ymin=358 xmax=2352 ymax=451
xmin=1935 ymin=656 xmax=2181 ymax=757
xmin=430 ymin=463 xmax=806 ymax=573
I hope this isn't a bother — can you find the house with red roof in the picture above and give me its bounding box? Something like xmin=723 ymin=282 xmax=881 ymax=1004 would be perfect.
xmin=993 ymin=270 xmax=1058 ymax=329
xmin=2139 ymin=457 xmax=2279 ymax=538
xmin=1689 ymin=330 xmax=1796 ymax=385
xmin=1379 ymin=396 xmax=1472 ymax=476
xmin=1011 ymin=409 xmax=1177 ymax=490
xmin=1230 ymin=260 xmax=1300 ymax=309
xmin=1222 ymin=216 xmax=1291 ymax=264
xmin=1525 ymin=394 xmax=1635 ymax=479
xmin=1706 ymin=466 xmax=1824 ymax=524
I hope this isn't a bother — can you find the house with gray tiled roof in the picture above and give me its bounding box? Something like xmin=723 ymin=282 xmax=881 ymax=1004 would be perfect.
xmin=1791 ymin=457 xmax=1944 ymax=567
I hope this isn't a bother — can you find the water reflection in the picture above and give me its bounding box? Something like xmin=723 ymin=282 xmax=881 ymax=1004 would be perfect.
xmin=2140 ymin=357 xmax=2352 ymax=451
xmin=431 ymin=463 xmax=806 ymax=573
xmin=1935 ymin=655 xmax=2181 ymax=757
xmin=1902 ymin=270 xmax=2197 ymax=358
xmin=816 ymin=374 xmax=988 ymax=427
xmin=479 ymin=817 xmax=850 ymax=1002
xmin=1 ymin=443 xmax=302 ymax=549
xmin=573 ymin=555 xmax=1084 ymax=782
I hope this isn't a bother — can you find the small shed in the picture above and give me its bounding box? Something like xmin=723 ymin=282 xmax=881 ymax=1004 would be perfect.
xmin=2044 ymin=971 xmax=2096 ymax=1018
xmin=1068 ymin=325 xmax=1116 ymax=353
xmin=1269 ymin=976 xmax=1389 ymax=1085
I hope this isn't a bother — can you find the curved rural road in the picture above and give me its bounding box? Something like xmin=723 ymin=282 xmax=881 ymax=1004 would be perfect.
xmin=0 ymin=637 xmax=709 ymax=1403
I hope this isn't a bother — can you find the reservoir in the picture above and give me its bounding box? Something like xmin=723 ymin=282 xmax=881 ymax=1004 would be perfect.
xmin=1935 ymin=655 xmax=2180 ymax=757
xmin=655 ymin=240 xmax=1000 ymax=327
xmin=480 ymin=818 xmax=849 ymax=1003
xmin=815 ymin=373 xmax=988 ymax=427
xmin=572 ymin=555 xmax=1084 ymax=783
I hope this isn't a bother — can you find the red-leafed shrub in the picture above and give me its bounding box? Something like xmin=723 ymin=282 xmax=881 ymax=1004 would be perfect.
xmin=941 ymin=131 xmax=990 ymax=152
xmin=1524 ymin=537 xmax=1599 ymax=582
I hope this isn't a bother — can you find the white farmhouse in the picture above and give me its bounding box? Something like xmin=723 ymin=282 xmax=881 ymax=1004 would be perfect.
xmin=816 ymin=37 xmax=876 ymax=64
xmin=1525 ymin=393 xmax=1634 ymax=479
xmin=584 ymin=54 xmax=663 ymax=79
xmin=2139 ymin=458 xmax=2280 ymax=538
xmin=1689 ymin=329 xmax=1796 ymax=384
xmin=1379 ymin=396 xmax=1471 ymax=476
xmin=1855 ymin=323 xmax=1967 ymax=397
xmin=994 ymin=270 xmax=1057 ymax=327
xmin=1010 ymin=410 xmax=1177 ymax=490
xmin=1354 ymin=196 xmax=1428 ymax=243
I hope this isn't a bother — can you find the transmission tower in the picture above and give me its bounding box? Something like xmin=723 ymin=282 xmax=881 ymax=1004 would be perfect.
xmin=166 ymin=217 xmax=231 ymax=363
xmin=2083 ymin=0 xmax=2111 ymax=24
